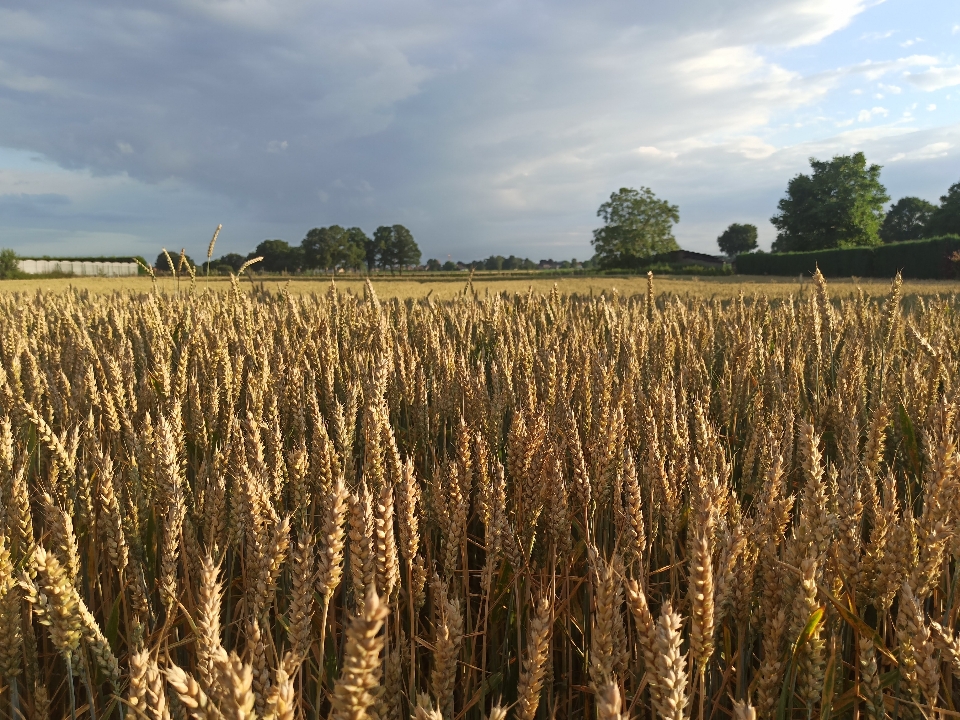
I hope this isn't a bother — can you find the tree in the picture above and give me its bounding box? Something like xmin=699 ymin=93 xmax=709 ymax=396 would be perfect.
xmin=879 ymin=197 xmax=937 ymax=243
xmin=717 ymin=223 xmax=758 ymax=256
xmin=591 ymin=187 xmax=680 ymax=268
xmin=303 ymin=226 xmax=366 ymax=271
xmin=426 ymin=258 xmax=442 ymax=271
xmin=442 ymin=260 xmax=458 ymax=271
xmin=770 ymin=152 xmax=888 ymax=252
xmin=374 ymin=225 xmax=421 ymax=274
xmin=302 ymin=227 xmax=338 ymax=270
xmin=254 ymin=240 xmax=302 ymax=273
xmin=369 ymin=227 xmax=390 ymax=272
xmin=392 ymin=225 xmax=420 ymax=274
xmin=155 ymin=251 xmax=196 ymax=273
xmin=209 ymin=253 xmax=245 ymax=274
xmin=341 ymin=228 xmax=368 ymax=271
xmin=925 ymin=181 xmax=960 ymax=237
xmin=0 ymin=249 xmax=18 ymax=279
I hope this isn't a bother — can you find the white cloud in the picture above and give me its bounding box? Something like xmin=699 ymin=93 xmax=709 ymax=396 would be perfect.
xmin=953 ymin=24 xmax=959 ymax=35
xmin=770 ymin=0 xmax=871 ymax=47
xmin=878 ymin=83 xmax=901 ymax=94
xmin=636 ymin=146 xmax=678 ymax=159
xmin=888 ymin=142 xmax=953 ymax=162
xmin=117 ymin=141 xmax=133 ymax=155
xmin=861 ymin=30 xmax=894 ymax=41
xmin=905 ymin=65 xmax=960 ymax=91
xmin=0 ymin=59 xmax=59 ymax=93
xmin=849 ymin=55 xmax=939 ymax=81
xmin=899 ymin=38 xmax=922 ymax=48
xmin=267 ymin=140 xmax=288 ymax=153
xmin=673 ymin=44 xmax=806 ymax=99
xmin=858 ymin=107 xmax=888 ymax=122
xmin=927 ymin=104 xmax=937 ymax=111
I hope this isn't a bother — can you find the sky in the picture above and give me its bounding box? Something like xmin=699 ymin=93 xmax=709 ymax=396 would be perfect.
xmin=0 ymin=0 xmax=958 ymax=262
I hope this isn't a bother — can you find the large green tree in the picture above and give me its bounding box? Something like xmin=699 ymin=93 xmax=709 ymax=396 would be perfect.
xmin=375 ymin=225 xmax=421 ymax=274
xmin=302 ymin=226 xmax=366 ymax=271
xmin=0 ymin=249 xmax=18 ymax=279
xmin=879 ymin=197 xmax=936 ymax=243
xmin=254 ymin=239 xmax=303 ymax=273
xmin=302 ymin=226 xmax=338 ymax=270
xmin=770 ymin=152 xmax=888 ymax=252
xmin=155 ymin=251 xmax=197 ymax=273
xmin=370 ymin=226 xmax=391 ymax=271
xmin=717 ymin=223 xmax=758 ymax=256
xmin=926 ymin=181 xmax=960 ymax=237
xmin=341 ymin=228 xmax=369 ymax=271
xmin=591 ymin=187 xmax=679 ymax=268
xmin=209 ymin=253 xmax=245 ymax=274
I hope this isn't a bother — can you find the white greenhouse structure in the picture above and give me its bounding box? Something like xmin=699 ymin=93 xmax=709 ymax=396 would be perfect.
xmin=17 ymin=259 xmax=139 ymax=277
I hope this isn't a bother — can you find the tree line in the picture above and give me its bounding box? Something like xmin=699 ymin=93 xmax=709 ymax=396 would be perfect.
xmin=153 ymin=153 xmax=960 ymax=275
xmin=769 ymin=152 xmax=960 ymax=252
xmin=588 ymin=153 xmax=960 ymax=268
xmin=159 ymin=224 xmax=422 ymax=275
xmin=425 ymin=256 xmax=589 ymax=271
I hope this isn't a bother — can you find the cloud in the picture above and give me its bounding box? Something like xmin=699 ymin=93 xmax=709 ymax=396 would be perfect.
xmin=0 ymin=192 xmax=69 ymax=208
xmin=858 ymin=107 xmax=888 ymax=122
xmin=861 ymin=30 xmax=894 ymax=41
xmin=888 ymin=142 xmax=953 ymax=162
xmin=848 ymin=55 xmax=939 ymax=81
xmin=905 ymin=65 xmax=960 ymax=91
xmin=0 ymin=0 xmax=955 ymax=259
xmin=0 ymin=60 xmax=59 ymax=93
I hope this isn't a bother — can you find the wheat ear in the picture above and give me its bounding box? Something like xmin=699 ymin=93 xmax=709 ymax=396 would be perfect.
xmin=516 ymin=595 xmax=552 ymax=720
xmin=329 ymin=586 xmax=390 ymax=720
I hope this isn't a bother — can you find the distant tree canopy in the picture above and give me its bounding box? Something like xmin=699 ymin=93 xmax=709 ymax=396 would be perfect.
xmin=926 ymin=180 xmax=960 ymax=238
xmin=880 ymin=196 xmax=937 ymax=243
xmin=255 ymin=240 xmax=303 ymax=273
xmin=0 ymin=249 xmax=18 ymax=279
xmin=155 ymin=251 xmax=196 ymax=273
xmin=204 ymin=223 xmax=418 ymax=275
xmin=373 ymin=225 xmax=420 ymax=274
xmin=771 ymin=152 xmax=888 ymax=252
xmin=302 ymin=226 xmax=367 ymax=271
xmin=591 ymin=187 xmax=680 ymax=268
xmin=481 ymin=255 xmax=536 ymax=271
xmin=717 ymin=223 xmax=758 ymax=256
xmin=209 ymin=253 xmax=245 ymax=273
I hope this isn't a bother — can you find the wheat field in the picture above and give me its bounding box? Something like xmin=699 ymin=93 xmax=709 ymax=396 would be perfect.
xmin=4 ymin=272 xmax=960 ymax=301
xmin=0 ymin=270 xmax=959 ymax=720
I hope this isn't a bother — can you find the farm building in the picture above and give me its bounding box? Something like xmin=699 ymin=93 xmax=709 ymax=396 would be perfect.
xmin=18 ymin=259 xmax=139 ymax=276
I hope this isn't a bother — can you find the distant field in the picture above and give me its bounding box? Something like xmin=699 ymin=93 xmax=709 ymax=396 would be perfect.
xmin=2 ymin=272 xmax=959 ymax=299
